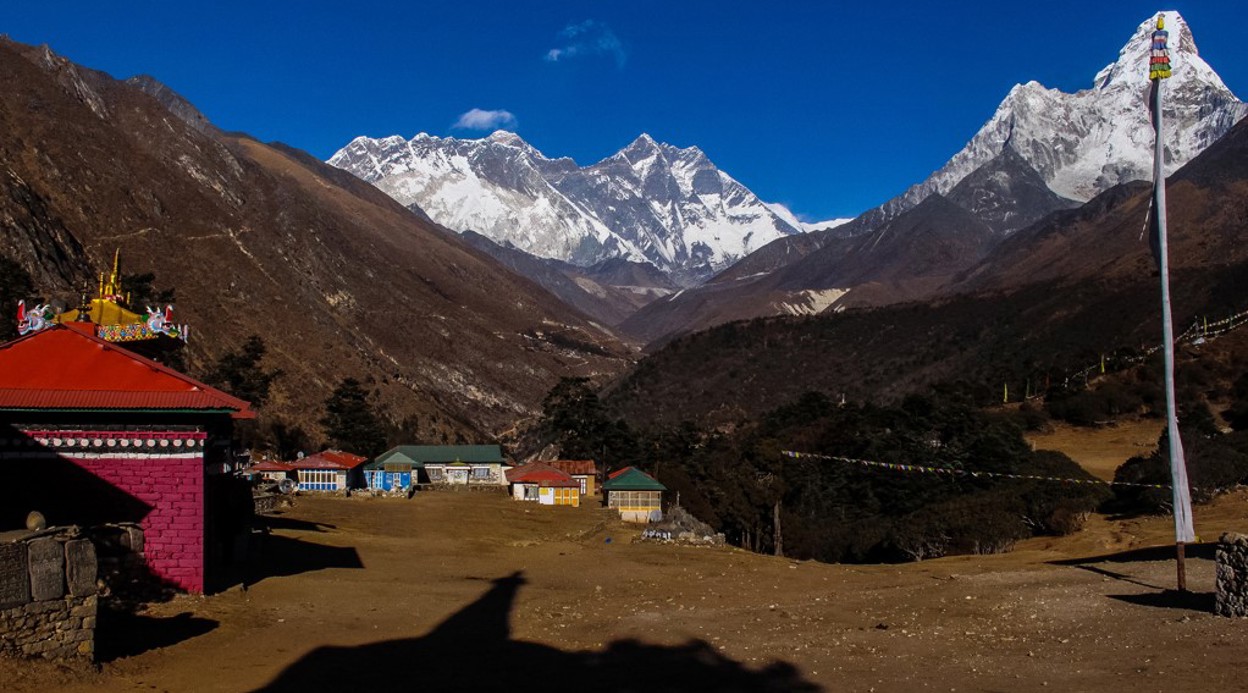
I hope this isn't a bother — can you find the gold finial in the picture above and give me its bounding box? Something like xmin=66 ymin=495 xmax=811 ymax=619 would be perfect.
xmin=1157 ymin=14 xmax=1165 ymax=31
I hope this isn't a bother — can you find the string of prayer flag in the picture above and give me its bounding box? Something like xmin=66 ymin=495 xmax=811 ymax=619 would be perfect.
xmin=782 ymin=450 xmax=1173 ymax=490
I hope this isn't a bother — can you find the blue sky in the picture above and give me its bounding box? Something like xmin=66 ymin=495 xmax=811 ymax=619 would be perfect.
xmin=3 ymin=2 xmax=1246 ymax=221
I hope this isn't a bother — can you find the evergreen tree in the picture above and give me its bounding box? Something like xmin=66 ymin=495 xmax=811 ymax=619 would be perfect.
xmin=538 ymin=377 xmax=638 ymax=465
xmin=205 ymin=335 xmax=282 ymax=408
xmin=321 ymin=377 xmax=388 ymax=458
xmin=120 ymin=272 xmax=175 ymax=310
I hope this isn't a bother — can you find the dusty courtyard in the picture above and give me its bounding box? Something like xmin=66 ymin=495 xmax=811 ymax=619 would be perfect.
xmin=4 ymin=484 xmax=1248 ymax=692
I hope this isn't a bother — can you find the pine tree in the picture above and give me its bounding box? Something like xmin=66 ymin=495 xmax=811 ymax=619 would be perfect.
xmin=205 ymin=335 xmax=282 ymax=408
xmin=321 ymin=377 xmax=388 ymax=458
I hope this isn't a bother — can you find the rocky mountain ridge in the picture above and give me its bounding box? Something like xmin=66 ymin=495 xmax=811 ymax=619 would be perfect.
xmin=328 ymin=131 xmax=804 ymax=285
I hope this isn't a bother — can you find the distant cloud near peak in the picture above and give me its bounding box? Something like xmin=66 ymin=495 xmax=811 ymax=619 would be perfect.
xmin=544 ymin=19 xmax=626 ymax=68
xmin=452 ymin=108 xmax=518 ymax=131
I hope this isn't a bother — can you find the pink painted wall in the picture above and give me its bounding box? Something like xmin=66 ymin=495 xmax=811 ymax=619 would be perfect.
xmin=71 ymin=456 xmax=205 ymax=592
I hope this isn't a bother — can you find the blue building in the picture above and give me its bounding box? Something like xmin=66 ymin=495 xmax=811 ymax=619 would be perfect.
xmin=363 ymin=445 xmax=508 ymax=492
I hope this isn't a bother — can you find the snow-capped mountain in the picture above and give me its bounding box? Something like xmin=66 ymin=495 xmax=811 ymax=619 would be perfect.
xmin=328 ymin=131 xmax=802 ymax=284
xmin=871 ymin=11 xmax=1246 ymax=223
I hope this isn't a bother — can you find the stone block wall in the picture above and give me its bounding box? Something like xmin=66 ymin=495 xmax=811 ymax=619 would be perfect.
xmin=73 ymin=456 xmax=205 ymax=592
xmin=1216 ymin=532 xmax=1248 ymax=617
xmin=0 ymin=532 xmax=98 ymax=660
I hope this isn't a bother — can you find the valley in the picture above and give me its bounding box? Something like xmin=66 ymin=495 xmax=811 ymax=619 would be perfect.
xmin=3 ymin=5 xmax=1248 ymax=691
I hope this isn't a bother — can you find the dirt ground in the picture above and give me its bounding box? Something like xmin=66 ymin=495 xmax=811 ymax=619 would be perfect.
xmin=4 ymin=483 xmax=1248 ymax=693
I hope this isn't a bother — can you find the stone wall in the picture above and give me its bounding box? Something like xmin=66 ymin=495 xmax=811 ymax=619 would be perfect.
xmin=0 ymin=531 xmax=98 ymax=660
xmin=1216 ymin=532 xmax=1248 ymax=617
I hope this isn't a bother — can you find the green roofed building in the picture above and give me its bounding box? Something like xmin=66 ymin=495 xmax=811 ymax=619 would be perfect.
xmin=364 ymin=445 xmax=509 ymax=491
xmin=602 ymin=466 xmax=667 ymax=523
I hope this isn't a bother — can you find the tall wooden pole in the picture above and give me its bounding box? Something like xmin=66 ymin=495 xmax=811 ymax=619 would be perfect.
xmin=1149 ymin=13 xmax=1195 ymax=591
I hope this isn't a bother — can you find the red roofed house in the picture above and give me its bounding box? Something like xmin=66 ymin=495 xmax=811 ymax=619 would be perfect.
xmin=0 ymin=323 xmax=254 ymax=593
xmin=505 ymin=462 xmax=581 ymax=507
xmin=290 ymin=450 xmax=367 ymax=492
xmin=248 ymin=459 xmax=295 ymax=483
xmin=547 ymin=459 xmax=599 ymax=496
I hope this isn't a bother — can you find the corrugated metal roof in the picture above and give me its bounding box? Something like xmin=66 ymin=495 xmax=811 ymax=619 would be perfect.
xmin=249 ymin=460 xmax=295 ymax=472
xmin=602 ymin=467 xmax=667 ymax=492
xmin=0 ymin=326 xmax=252 ymax=418
xmin=548 ymin=459 xmax=597 ymax=476
xmin=506 ymin=462 xmax=574 ymax=484
xmin=373 ymin=445 xmax=504 ymax=466
xmin=293 ymin=449 xmax=367 ymax=470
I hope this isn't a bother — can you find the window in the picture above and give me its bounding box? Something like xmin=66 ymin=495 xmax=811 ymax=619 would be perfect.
xmin=610 ymin=490 xmax=659 ymax=509
xmin=428 ymin=467 xmax=445 ymax=480
xmin=471 ymin=466 xmax=492 ymax=479
xmin=298 ymin=469 xmax=338 ymax=490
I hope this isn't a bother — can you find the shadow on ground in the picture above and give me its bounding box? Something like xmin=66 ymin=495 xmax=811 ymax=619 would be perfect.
xmin=244 ymin=532 xmax=364 ymax=586
xmin=1049 ymin=543 xmax=1216 ymax=613
xmin=1048 ymin=543 xmax=1216 ymax=565
xmin=1109 ymin=590 xmax=1216 ymax=612
xmin=96 ymin=610 xmax=218 ymax=662
xmin=257 ymin=514 xmax=337 ymax=533
xmin=252 ymin=571 xmax=819 ymax=692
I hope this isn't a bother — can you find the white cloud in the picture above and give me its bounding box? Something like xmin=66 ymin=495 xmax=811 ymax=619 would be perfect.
xmin=452 ymin=108 xmax=518 ymax=131
xmin=543 ymin=20 xmax=626 ymax=68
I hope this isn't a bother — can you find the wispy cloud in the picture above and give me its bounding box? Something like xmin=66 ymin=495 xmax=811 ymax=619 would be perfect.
xmin=452 ymin=108 xmax=518 ymax=131
xmin=544 ymin=20 xmax=626 ymax=69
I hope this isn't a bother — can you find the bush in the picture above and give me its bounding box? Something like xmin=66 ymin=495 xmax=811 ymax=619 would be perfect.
xmin=1111 ymin=405 xmax=1248 ymax=513
xmin=663 ymin=392 xmax=1108 ymax=564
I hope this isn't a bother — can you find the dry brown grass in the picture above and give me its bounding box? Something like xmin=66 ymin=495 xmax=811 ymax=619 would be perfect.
xmin=5 ymin=484 xmax=1248 ymax=693
xmin=1026 ymin=418 xmax=1164 ymax=481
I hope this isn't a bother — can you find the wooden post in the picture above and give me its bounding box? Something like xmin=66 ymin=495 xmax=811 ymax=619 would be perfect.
xmin=773 ymin=500 xmax=783 ymax=557
xmin=1176 ymin=541 xmax=1187 ymax=592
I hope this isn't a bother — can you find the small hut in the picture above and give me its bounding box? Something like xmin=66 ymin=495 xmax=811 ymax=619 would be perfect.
xmin=290 ymin=450 xmax=367 ymax=491
xmin=506 ymin=462 xmax=581 ymax=506
xmin=602 ymin=467 xmax=667 ymax=523
xmin=547 ymin=459 xmax=599 ymax=496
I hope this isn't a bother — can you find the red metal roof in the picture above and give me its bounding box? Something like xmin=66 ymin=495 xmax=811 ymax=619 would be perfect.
xmin=540 ymin=478 xmax=580 ymax=489
xmin=293 ymin=449 xmax=367 ymax=470
xmin=0 ymin=325 xmax=253 ymax=418
xmin=506 ymin=462 xmax=575 ymax=485
xmin=548 ymin=459 xmax=597 ymax=476
xmin=249 ymin=460 xmax=295 ymax=472
xmin=607 ymin=466 xmax=634 ymax=480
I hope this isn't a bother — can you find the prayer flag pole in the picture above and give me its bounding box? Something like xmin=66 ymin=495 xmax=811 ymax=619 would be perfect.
xmin=1148 ymin=13 xmax=1195 ymax=591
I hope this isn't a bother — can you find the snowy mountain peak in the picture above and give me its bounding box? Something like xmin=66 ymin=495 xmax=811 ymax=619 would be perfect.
xmin=870 ymin=11 xmax=1245 ymax=219
xmin=1093 ymin=12 xmax=1227 ymax=94
xmin=486 ymin=129 xmax=525 ymax=146
xmin=328 ymin=132 xmax=801 ymax=283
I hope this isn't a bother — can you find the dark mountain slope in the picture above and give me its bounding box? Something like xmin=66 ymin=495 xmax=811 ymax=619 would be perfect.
xmin=606 ymin=119 xmax=1248 ymax=428
xmin=954 ymin=116 xmax=1248 ymax=294
xmin=945 ymin=147 xmax=1080 ymax=234
xmin=457 ymin=231 xmax=650 ymax=330
xmin=619 ymin=194 xmax=998 ymax=345
xmin=0 ymin=39 xmax=630 ymax=437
